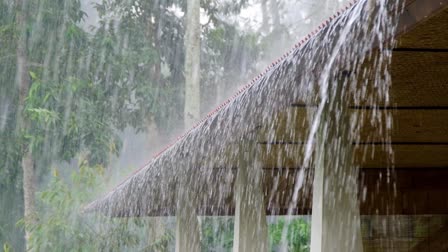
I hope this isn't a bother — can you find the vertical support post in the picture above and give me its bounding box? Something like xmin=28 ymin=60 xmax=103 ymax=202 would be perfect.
xmin=233 ymin=146 xmax=269 ymax=252
xmin=310 ymin=76 xmax=363 ymax=252
xmin=175 ymin=202 xmax=201 ymax=252
xmin=149 ymin=217 xmax=166 ymax=252
xmin=175 ymin=163 xmax=201 ymax=252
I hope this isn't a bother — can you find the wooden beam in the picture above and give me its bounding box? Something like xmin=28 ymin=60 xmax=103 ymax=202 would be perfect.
xmin=259 ymin=108 xmax=448 ymax=144
xmin=360 ymin=144 xmax=448 ymax=168
xmin=398 ymin=7 xmax=448 ymax=49
xmin=256 ymin=144 xmax=448 ymax=169
xmin=387 ymin=51 xmax=448 ymax=106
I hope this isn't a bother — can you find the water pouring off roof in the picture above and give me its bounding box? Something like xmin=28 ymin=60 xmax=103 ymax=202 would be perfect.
xmin=84 ymin=0 xmax=448 ymax=222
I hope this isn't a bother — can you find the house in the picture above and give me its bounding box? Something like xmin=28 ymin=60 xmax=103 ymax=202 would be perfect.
xmin=85 ymin=0 xmax=448 ymax=251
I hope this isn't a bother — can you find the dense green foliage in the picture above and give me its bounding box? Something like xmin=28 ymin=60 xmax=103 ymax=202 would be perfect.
xmin=199 ymin=216 xmax=311 ymax=252
xmin=200 ymin=217 xmax=234 ymax=251
xmin=0 ymin=1 xmax=144 ymax=247
xmin=25 ymin=161 xmax=148 ymax=251
xmin=16 ymin=160 xmax=310 ymax=251
xmin=269 ymin=218 xmax=311 ymax=251
xmin=0 ymin=0 xmax=312 ymax=250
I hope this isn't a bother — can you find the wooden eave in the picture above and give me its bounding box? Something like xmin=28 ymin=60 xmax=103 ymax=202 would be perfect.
xmin=85 ymin=0 xmax=448 ymax=217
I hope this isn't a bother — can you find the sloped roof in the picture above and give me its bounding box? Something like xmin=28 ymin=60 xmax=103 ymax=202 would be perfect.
xmin=85 ymin=0 xmax=448 ymax=217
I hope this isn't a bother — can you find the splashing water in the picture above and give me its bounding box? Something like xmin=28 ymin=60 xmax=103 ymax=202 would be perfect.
xmin=84 ymin=0 xmax=405 ymax=250
xmin=0 ymin=0 xmax=411 ymax=250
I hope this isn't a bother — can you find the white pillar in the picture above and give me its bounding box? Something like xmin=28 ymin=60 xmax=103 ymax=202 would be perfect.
xmin=175 ymin=161 xmax=201 ymax=252
xmin=310 ymin=78 xmax=363 ymax=252
xmin=233 ymin=147 xmax=269 ymax=252
xmin=175 ymin=194 xmax=201 ymax=252
xmin=310 ymin=151 xmax=363 ymax=252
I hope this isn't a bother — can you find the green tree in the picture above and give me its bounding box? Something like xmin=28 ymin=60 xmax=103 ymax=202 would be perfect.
xmin=24 ymin=159 xmax=168 ymax=251
xmin=269 ymin=218 xmax=311 ymax=252
xmin=93 ymin=0 xmax=259 ymax=130
xmin=200 ymin=217 xmax=234 ymax=251
xmin=0 ymin=0 xmax=164 ymax=248
xmin=0 ymin=0 xmax=269 ymax=250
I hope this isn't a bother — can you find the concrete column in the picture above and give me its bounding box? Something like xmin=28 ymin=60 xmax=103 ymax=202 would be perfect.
xmin=310 ymin=78 xmax=363 ymax=252
xmin=175 ymin=194 xmax=201 ymax=252
xmin=149 ymin=217 xmax=167 ymax=252
xmin=175 ymin=161 xmax=201 ymax=252
xmin=233 ymin=147 xmax=269 ymax=252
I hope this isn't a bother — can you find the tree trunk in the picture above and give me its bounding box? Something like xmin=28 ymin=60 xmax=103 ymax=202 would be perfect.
xmin=21 ymin=151 xmax=35 ymax=245
xmin=15 ymin=0 xmax=35 ymax=249
xmin=260 ymin=0 xmax=269 ymax=32
xmin=270 ymin=0 xmax=281 ymax=29
xmin=183 ymin=0 xmax=201 ymax=128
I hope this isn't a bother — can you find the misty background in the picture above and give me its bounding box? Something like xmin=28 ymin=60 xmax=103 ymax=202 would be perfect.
xmin=0 ymin=0 xmax=349 ymax=250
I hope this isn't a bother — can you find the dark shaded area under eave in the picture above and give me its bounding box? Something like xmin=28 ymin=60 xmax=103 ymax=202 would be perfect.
xmin=84 ymin=0 xmax=448 ymax=217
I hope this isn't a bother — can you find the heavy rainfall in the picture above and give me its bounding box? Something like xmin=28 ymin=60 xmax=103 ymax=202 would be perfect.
xmin=1 ymin=0 xmax=447 ymax=251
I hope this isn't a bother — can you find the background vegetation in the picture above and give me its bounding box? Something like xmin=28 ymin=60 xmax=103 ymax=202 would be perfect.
xmin=0 ymin=0 xmax=347 ymax=250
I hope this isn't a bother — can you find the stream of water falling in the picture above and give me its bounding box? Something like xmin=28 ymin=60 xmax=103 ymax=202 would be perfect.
xmin=85 ymin=0 xmax=404 ymax=250
xmin=281 ymin=0 xmax=403 ymax=250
